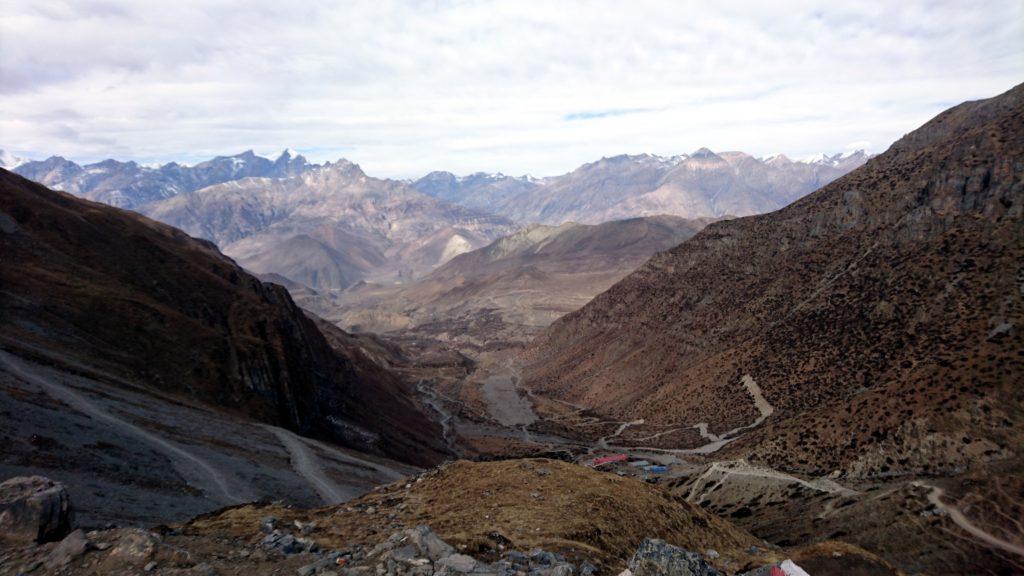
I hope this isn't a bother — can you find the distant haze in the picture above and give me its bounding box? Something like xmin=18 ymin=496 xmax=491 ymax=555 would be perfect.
xmin=1 ymin=0 xmax=1020 ymax=177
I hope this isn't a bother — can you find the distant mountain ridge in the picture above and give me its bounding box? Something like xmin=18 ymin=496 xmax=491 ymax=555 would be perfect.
xmin=330 ymin=214 xmax=712 ymax=345
xmin=6 ymin=146 xmax=869 ymax=293
xmin=142 ymin=159 xmax=517 ymax=291
xmin=10 ymin=149 xmax=310 ymax=209
xmin=7 ymin=147 xmax=869 ymax=220
xmin=412 ymin=149 xmax=871 ymax=224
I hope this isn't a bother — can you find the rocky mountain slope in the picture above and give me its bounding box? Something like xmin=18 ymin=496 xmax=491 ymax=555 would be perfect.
xmin=141 ymin=160 xmax=516 ymax=290
xmin=0 ymin=169 xmax=446 ymax=465
xmin=413 ymin=151 xmax=870 ymax=225
xmin=523 ymin=84 xmax=1023 ymax=482
xmin=12 ymin=149 xmax=309 ymax=209
xmin=331 ymin=215 xmax=712 ymax=346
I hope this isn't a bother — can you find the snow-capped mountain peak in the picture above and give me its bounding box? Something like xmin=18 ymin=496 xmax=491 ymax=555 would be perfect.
xmin=0 ymin=149 xmax=29 ymax=169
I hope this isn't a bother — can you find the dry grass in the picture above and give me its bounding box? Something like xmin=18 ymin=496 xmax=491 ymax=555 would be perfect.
xmin=187 ymin=458 xmax=777 ymax=572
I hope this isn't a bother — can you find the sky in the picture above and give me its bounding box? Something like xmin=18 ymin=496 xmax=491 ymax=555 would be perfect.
xmin=0 ymin=1 xmax=1021 ymax=178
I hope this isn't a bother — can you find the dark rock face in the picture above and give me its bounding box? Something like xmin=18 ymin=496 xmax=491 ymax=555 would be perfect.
xmin=0 ymin=476 xmax=74 ymax=544
xmin=0 ymin=170 xmax=445 ymax=465
xmin=627 ymin=539 xmax=721 ymax=576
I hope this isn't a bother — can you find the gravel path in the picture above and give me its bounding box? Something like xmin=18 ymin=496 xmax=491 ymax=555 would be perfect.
xmin=0 ymin=350 xmax=246 ymax=506
xmin=262 ymin=425 xmax=352 ymax=504
xmin=914 ymin=482 xmax=1024 ymax=559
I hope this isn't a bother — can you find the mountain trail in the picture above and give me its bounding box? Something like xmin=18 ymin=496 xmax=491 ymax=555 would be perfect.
xmin=913 ymin=482 xmax=1024 ymax=559
xmin=261 ymin=425 xmax=353 ymax=504
xmin=0 ymin=350 xmax=247 ymax=505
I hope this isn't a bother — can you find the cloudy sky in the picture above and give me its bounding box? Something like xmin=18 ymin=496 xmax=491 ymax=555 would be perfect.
xmin=1 ymin=1 xmax=1021 ymax=177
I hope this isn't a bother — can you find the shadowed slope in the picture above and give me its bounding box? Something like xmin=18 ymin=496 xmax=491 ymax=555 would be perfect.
xmin=0 ymin=169 xmax=445 ymax=465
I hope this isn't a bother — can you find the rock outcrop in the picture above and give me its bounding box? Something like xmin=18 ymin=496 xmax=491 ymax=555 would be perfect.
xmin=330 ymin=525 xmax=582 ymax=576
xmin=626 ymin=539 xmax=721 ymax=576
xmin=0 ymin=476 xmax=73 ymax=544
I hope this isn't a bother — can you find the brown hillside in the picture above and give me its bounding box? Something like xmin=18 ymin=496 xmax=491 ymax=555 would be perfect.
xmin=523 ymin=83 xmax=1024 ymax=479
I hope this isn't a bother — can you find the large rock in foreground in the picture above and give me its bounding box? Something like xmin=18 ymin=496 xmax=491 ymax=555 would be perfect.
xmin=0 ymin=476 xmax=74 ymax=544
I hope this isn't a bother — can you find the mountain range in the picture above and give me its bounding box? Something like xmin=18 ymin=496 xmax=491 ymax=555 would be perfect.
xmin=5 ymin=147 xmax=870 ymax=295
xmin=330 ymin=215 xmax=713 ymax=345
xmin=412 ymin=149 xmax=871 ymax=224
xmin=141 ymin=159 xmax=517 ymax=289
xmin=9 ymin=149 xmax=309 ymax=209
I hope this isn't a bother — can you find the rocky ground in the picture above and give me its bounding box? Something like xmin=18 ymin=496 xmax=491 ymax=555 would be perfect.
xmin=0 ymin=460 xmax=897 ymax=576
xmin=0 ymin=352 xmax=416 ymax=529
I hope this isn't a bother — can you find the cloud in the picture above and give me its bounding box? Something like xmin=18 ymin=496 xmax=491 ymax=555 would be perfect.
xmin=0 ymin=0 xmax=1021 ymax=177
xmin=564 ymin=108 xmax=658 ymax=121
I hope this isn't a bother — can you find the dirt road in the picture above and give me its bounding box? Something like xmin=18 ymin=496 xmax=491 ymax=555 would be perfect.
xmin=0 ymin=350 xmax=247 ymax=506
xmin=263 ymin=425 xmax=353 ymax=504
xmin=914 ymin=482 xmax=1024 ymax=559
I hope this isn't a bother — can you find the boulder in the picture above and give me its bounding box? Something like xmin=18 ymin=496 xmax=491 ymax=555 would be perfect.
xmin=0 ymin=475 xmax=74 ymax=544
xmin=44 ymin=529 xmax=89 ymax=569
xmin=627 ymin=539 xmax=721 ymax=576
xmin=347 ymin=526 xmax=583 ymax=576
xmin=740 ymin=559 xmax=811 ymax=576
xmin=436 ymin=553 xmax=477 ymax=573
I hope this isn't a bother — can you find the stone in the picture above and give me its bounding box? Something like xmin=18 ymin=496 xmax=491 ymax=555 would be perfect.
xmin=0 ymin=476 xmax=74 ymax=544
xmin=579 ymin=561 xmax=597 ymax=576
xmin=627 ymin=539 xmax=720 ymax=576
xmin=260 ymin=529 xmax=317 ymax=554
xmin=145 ymin=560 xmax=158 ymax=571
xmin=44 ymin=529 xmax=89 ymax=569
xmin=508 ymin=551 xmax=529 ymax=566
xmin=107 ymin=529 xmax=159 ymax=565
xmin=439 ymin=553 xmax=478 ymax=573
xmin=298 ymin=551 xmax=348 ymax=575
xmin=530 ymin=549 xmax=558 ymax=566
xmin=260 ymin=516 xmax=278 ymax=534
xmin=407 ymin=525 xmax=455 ymax=561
